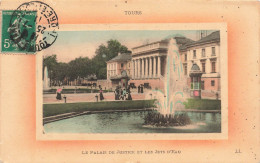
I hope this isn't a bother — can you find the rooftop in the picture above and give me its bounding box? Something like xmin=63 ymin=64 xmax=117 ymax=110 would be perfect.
xmin=132 ymin=39 xmax=169 ymax=49
xmin=174 ymin=37 xmax=194 ymax=45
xmin=189 ymin=63 xmax=203 ymax=76
xmin=183 ymin=31 xmax=220 ymax=49
xmin=191 ymin=63 xmax=201 ymax=71
xmin=107 ymin=53 xmax=132 ymax=63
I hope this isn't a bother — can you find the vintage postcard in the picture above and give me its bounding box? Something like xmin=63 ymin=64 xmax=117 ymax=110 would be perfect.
xmin=36 ymin=23 xmax=228 ymax=140
xmin=0 ymin=0 xmax=259 ymax=162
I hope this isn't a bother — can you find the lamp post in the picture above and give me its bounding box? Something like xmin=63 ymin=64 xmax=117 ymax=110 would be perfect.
xmin=95 ymin=94 xmax=99 ymax=102
xmin=63 ymin=95 xmax=67 ymax=103
xmin=50 ymin=70 xmax=52 ymax=87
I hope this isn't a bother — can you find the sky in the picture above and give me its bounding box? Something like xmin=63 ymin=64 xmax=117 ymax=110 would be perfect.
xmin=43 ymin=30 xmax=215 ymax=63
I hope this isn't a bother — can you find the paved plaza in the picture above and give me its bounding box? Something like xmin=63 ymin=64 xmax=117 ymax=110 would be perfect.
xmin=43 ymin=92 xmax=147 ymax=104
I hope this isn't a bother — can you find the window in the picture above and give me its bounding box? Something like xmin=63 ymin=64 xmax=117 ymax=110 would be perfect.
xmin=201 ymin=81 xmax=205 ymax=90
xmin=211 ymin=80 xmax=215 ymax=86
xmin=185 ymin=54 xmax=187 ymax=61
xmin=202 ymin=48 xmax=205 ymax=57
xmin=202 ymin=62 xmax=206 ymax=73
xmin=211 ymin=62 xmax=216 ymax=73
xmin=193 ymin=50 xmax=196 ymax=59
xmin=212 ymin=47 xmax=216 ymax=56
xmin=184 ymin=65 xmax=187 ymax=75
xmin=121 ymin=63 xmax=124 ymax=68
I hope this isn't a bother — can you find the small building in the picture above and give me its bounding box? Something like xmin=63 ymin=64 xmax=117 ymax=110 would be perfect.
xmin=106 ymin=53 xmax=132 ymax=88
xmin=189 ymin=63 xmax=203 ymax=98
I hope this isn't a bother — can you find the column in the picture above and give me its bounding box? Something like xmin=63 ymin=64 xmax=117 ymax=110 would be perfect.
xmin=153 ymin=56 xmax=157 ymax=78
xmin=136 ymin=59 xmax=138 ymax=79
xmin=139 ymin=58 xmax=141 ymax=79
xmin=149 ymin=57 xmax=152 ymax=78
xmin=142 ymin=58 xmax=145 ymax=79
xmin=136 ymin=59 xmax=139 ymax=78
xmin=145 ymin=58 xmax=148 ymax=78
xmin=143 ymin=59 xmax=146 ymax=77
xmin=132 ymin=60 xmax=135 ymax=79
xmin=139 ymin=59 xmax=142 ymax=78
xmin=137 ymin=59 xmax=140 ymax=78
xmin=136 ymin=59 xmax=137 ymax=78
xmin=140 ymin=58 xmax=142 ymax=78
xmin=158 ymin=56 xmax=161 ymax=77
xmin=135 ymin=60 xmax=137 ymax=79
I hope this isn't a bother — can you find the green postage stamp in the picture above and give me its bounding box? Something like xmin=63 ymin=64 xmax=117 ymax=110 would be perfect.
xmin=1 ymin=10 xmax=36 ymax=53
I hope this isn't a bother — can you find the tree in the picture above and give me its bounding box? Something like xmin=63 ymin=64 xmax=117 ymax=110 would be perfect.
xmin=43 ymin=39 xmax=130 ymax=85
xmin=68 ymin=57 xmax=92 ymax=80
xmin=55 ymin=62 xmax=69 ymax=82
xmin=92 ymin=39 xmax=130 ymax=79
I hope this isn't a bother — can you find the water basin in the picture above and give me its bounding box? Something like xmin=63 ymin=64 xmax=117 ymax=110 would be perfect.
xmin=44 ymin=110 xmax=221 ymax=133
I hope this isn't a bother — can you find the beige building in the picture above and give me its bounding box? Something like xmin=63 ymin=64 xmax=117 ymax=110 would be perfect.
xmin=106 ymin=53 xmax=132 ymax=88
xmin=105 ymin=31 xmax=221 ymax=99
xmin=130 ymin=37 xmax=193 ymax=90
xmin=180 ymin=31 xmax=221 ymax=98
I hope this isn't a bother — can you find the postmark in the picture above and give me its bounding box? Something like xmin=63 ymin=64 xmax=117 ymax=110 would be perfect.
xmin=1 ymin=1 xmax=59 ymax=53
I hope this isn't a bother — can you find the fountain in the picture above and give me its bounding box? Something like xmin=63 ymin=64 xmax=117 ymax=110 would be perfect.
xmin=145 ymin=37 xmax=190 ymax=126
xmin=43 ymin=66 xmax=50 ymax=90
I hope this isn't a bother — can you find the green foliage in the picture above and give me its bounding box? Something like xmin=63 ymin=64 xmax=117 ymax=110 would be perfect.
xmin=43 ymin=100 xmax=155 ymax=117
xmin=183 ymin=98 xmax=221 ymax=110
xmin=43 ymin=39 xmax=130 ymax=83
xmin=92 ymin=40 xmax=130 ymax=79
xmin=67 ymin=57 xmax=92 ymax=80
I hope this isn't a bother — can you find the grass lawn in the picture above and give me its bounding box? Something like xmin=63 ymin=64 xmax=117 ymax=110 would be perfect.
xmin=183 ymin=98 xmax=221 ymax=110
xmin=43 ymin=100 xmax=155 ymax=117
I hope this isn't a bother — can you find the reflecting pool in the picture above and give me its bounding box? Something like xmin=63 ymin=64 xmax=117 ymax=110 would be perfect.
xmin=44 ymin=110 xmax=221 ymax=133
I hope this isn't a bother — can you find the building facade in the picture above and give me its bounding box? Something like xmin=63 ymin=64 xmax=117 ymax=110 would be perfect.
xmin=180 ymin=31 xmax=221 ymax=99
xmin=129 ymin=37 xmax=194 ymax=90
xmin=130 ymin=40 xmax=168 ymax=89
xmin=106 ymin=31 xmax=221 ymax=99
xmin=106 ymin=53 xmax=132 ymax=88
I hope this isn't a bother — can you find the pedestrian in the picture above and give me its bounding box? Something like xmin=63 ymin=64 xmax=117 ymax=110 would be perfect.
xmin=119 ymin=87 xmax=123 ymax=100
xmin=141 ymin=84 xmax=144 ymax=93
xmin=138 ymin=85 xmax=140 ymax=93
xmin=126 ymin=87 xmax=132 ymax=100
xmin=122 ymin=88 xmax=127 ymax=100
xmin=99 ymin=88 xmax=104 ymax=101
xmin=56 ymin=88 xmax=62 ymax=100
xmin=114 ymin=88 xmax=117 ymax=100
xmin=56 ymin=92 xmax=62 ymax=100
xmin=114 ymin=86 xmax=119 ymax=100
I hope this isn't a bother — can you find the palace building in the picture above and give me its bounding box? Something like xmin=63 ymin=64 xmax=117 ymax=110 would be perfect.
xmin=106 ymin=31 xmax=221 ymax=99
xmin=130 ymin=37 xmax=194 ymax=90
